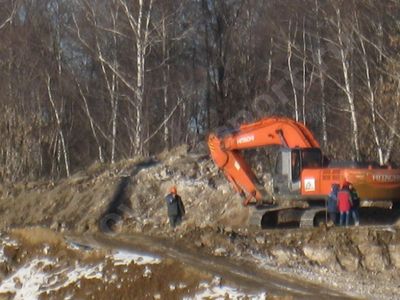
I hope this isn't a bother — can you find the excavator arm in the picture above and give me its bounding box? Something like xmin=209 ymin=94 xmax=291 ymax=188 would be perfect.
xmin=208 ymin=117 xmax=320 ymax=204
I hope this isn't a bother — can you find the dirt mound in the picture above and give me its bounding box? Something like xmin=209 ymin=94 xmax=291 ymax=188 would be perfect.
xmin=0 ymin=145 xmax=246 ymax=234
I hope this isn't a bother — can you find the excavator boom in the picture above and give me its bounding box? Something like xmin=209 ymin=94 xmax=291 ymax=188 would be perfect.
xmin=208 ymin=117 xmax=321 ymax=203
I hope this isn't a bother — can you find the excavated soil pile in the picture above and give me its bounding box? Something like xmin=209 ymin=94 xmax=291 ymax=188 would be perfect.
xmin=0 ymin=145 xmax=246 ymax=234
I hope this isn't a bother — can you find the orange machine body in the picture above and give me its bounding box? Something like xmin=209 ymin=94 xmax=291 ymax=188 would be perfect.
xmin=208 ymin=116 xmax=400 ymax=204
xmin=301 ymin=167 xmax=400 ymax=201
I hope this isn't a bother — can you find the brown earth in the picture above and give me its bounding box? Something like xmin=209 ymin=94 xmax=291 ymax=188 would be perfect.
xmin=0 ymin=227 xmax=350 ymax=300
xmin=0 ymin=145 xmax=400 ymax=299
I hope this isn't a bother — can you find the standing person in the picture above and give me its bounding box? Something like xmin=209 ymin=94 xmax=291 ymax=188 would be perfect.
xmin=337 ymin=181 xmax=352 ymax=226
xmin=165 ymin=186 xmax=185 ymax=228
xmin=327 ymin=183 xmax=339 ymax=225
xmin=349 ymin=183 xmax=360 ymax=226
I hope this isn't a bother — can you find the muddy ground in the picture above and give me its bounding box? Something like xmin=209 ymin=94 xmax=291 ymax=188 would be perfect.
xmin=0 ymin=145 xmax=400 ymax=299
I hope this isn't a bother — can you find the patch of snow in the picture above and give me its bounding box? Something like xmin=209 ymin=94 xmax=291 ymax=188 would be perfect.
xmin=153 ymin=293 xmax=161 ymax=300
xmin=64 ymin=293 xmax=74 ymax=300
xmin=143 ymin=266 xmax=152 ymax=278
xmin=66 ymin=241 xmax=94 ymax=252
xmin=251 ymin=253 xmax=274 ymax=265
xmin=109 ymin=249 xmax=161 ymax=266
xmin=109 ymin=273 xmax=118 ymax=283
xmin=186 ymin=282 xmax=267 ymax=300
xmin=0 ymin=247 xmax=5 ymax=263
xmin=0 ymin=257 xmax=104 ymax=300
xmin=0 ymin=258 xmax=54 ymax=299
xmin=43 ymin=244 xmax=50 ymax=255
xmin=178 ymin=283 xmax=187 ymax=289
xmin=169 ymin=282 xmax=187 ymax=290
xmin=0 ymin=237 xmax=19 ymax=263
xmin=2 ymin=237 xmax=19 ymax=247
xmin=198 ymin=282 xmax=209 ymax=289
xmin=179 ymin=178 xmax=209 ymax=188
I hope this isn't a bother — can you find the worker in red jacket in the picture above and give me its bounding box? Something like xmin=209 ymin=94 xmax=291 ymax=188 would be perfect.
xmin=337 ymin=181 xmax=352 ymax=226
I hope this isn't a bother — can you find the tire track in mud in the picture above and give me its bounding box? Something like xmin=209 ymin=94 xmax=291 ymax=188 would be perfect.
xmin=66 ymin=233 xmax=359 ymax=300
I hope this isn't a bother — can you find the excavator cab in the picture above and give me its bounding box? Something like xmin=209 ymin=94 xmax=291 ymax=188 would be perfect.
xmin=273 ymin=148 xmax=323 ymax=195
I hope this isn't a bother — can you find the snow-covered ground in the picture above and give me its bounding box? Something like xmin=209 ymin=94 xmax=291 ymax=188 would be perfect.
xmin=0 ymin=236 xmax=268 ymax=300
xmin=0 ymin=237 xmax=165 ymax=299
xmin=188 ymin=280 xmax=267 ymax=300
xmin=110 ymin=249 xmax=161 ymax=266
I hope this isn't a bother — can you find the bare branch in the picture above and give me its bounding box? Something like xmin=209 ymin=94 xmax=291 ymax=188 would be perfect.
xmin=0 ymin=4 xmax=16 ymax=30
xmin=143 ymin=96 xmax=185 ymax=145
xmin=118 ymin=0 xmax=139 ymax=38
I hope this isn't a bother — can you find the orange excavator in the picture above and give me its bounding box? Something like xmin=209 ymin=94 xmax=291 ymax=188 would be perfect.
xmin=208 ymin=117 xmax=400 ymax=227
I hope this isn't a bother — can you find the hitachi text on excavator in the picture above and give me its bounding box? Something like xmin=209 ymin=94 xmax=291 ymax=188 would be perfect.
xmin=208 ymin=117 xmax=400 ymax=228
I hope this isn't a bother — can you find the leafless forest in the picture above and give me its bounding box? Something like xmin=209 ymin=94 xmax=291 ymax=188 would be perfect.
xmin=1 ymin=0 xmax=399 ymax=181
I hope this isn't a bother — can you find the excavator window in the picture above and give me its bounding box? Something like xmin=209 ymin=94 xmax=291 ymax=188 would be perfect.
xmin=291 ymin=150 xmax=301 ymax=182
xmin=274 ymin=149 xmax=283 ymax=176
xmin=301 ymin=148 xmax=323 ymax=169
xmin=291 ymin=148 xmax=322 ymax=182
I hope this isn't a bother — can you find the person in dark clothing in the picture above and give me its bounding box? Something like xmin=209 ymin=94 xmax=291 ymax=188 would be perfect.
xmin=327 ymin=183 xmax=340 ymax=225
xmin=165 ymin=186 xmax=185 ymax=228
xmin=337 ymin=181 xmax=352 ymax=226
xmin=349 ymin=183 xmax=360 ymax=226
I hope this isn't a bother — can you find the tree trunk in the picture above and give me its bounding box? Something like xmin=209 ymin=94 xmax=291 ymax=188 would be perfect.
xmin=287 ymin=19 xmax=299 ymax=122
xmin=46 ymin=75 xmax=70 ymax=177
xmin=315 ymin=0 xmax=327 ymax=148
xmin=76 ymin=81 xmax=104 ymax=163
xmin=267 ymin=37 xmax=273 ymax=91
xmin=118 ymin=0 xmax=153 ymax=155
xmin=384 ymin=81 xmax=400 ymax=164
xmin=359 ymin=32 xmax=383 ymax=164
xmin=202 ymin=1 xmax=212 ymax=130
xmin=302 ymin=17 xmax=306 ymax=125
xmin=336 ymin=8 xmax=360 ymax=161
xmin=135 ymin=0 xmax=153 ymax=155
xmin=110 ymin=10 xmax=119 ymax=163
xmin=162 ymin=17 xmax=170 ymax=149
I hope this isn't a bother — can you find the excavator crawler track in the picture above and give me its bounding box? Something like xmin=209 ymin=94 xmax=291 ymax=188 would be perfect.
xmin=249 ymin=205 xmax=327 ymax=229
xmin=299 ymin=207 xmax=327 ymax=228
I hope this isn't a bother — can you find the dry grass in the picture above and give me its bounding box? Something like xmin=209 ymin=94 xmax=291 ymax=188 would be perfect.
xmin=10 ymin=227 xmax=65 ymax=247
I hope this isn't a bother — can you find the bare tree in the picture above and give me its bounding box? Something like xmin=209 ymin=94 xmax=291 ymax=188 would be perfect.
xmin=314 ymin=0 xmax=327 ymax=148
xmin=92 ymin=1 xmax=120 ymax=163
xmin=301 ymin=17 xmax=307 ymax=124
xmin=358 ymin=28 xmax=383 ymax=164
xmin=75 ymin=78 xmax=105 ymax=163
xmin=118 ymin=0 xmax=153 ymax=155
xmin=335 ymin=7 xmax=360 ymax=161
xmin=161 ymin=15 xmax=170 ymax=149
xmin=46 ymin=74 xmax=70 ymax=177
xmin=287 ymin=19 xmax=299 ymax=122
xmin=1 ymin=0 xmax=400 ymax=182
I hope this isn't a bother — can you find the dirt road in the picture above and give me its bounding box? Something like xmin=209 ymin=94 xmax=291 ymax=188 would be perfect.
xmin=67 ymin=232 xmax=357 ymax=299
